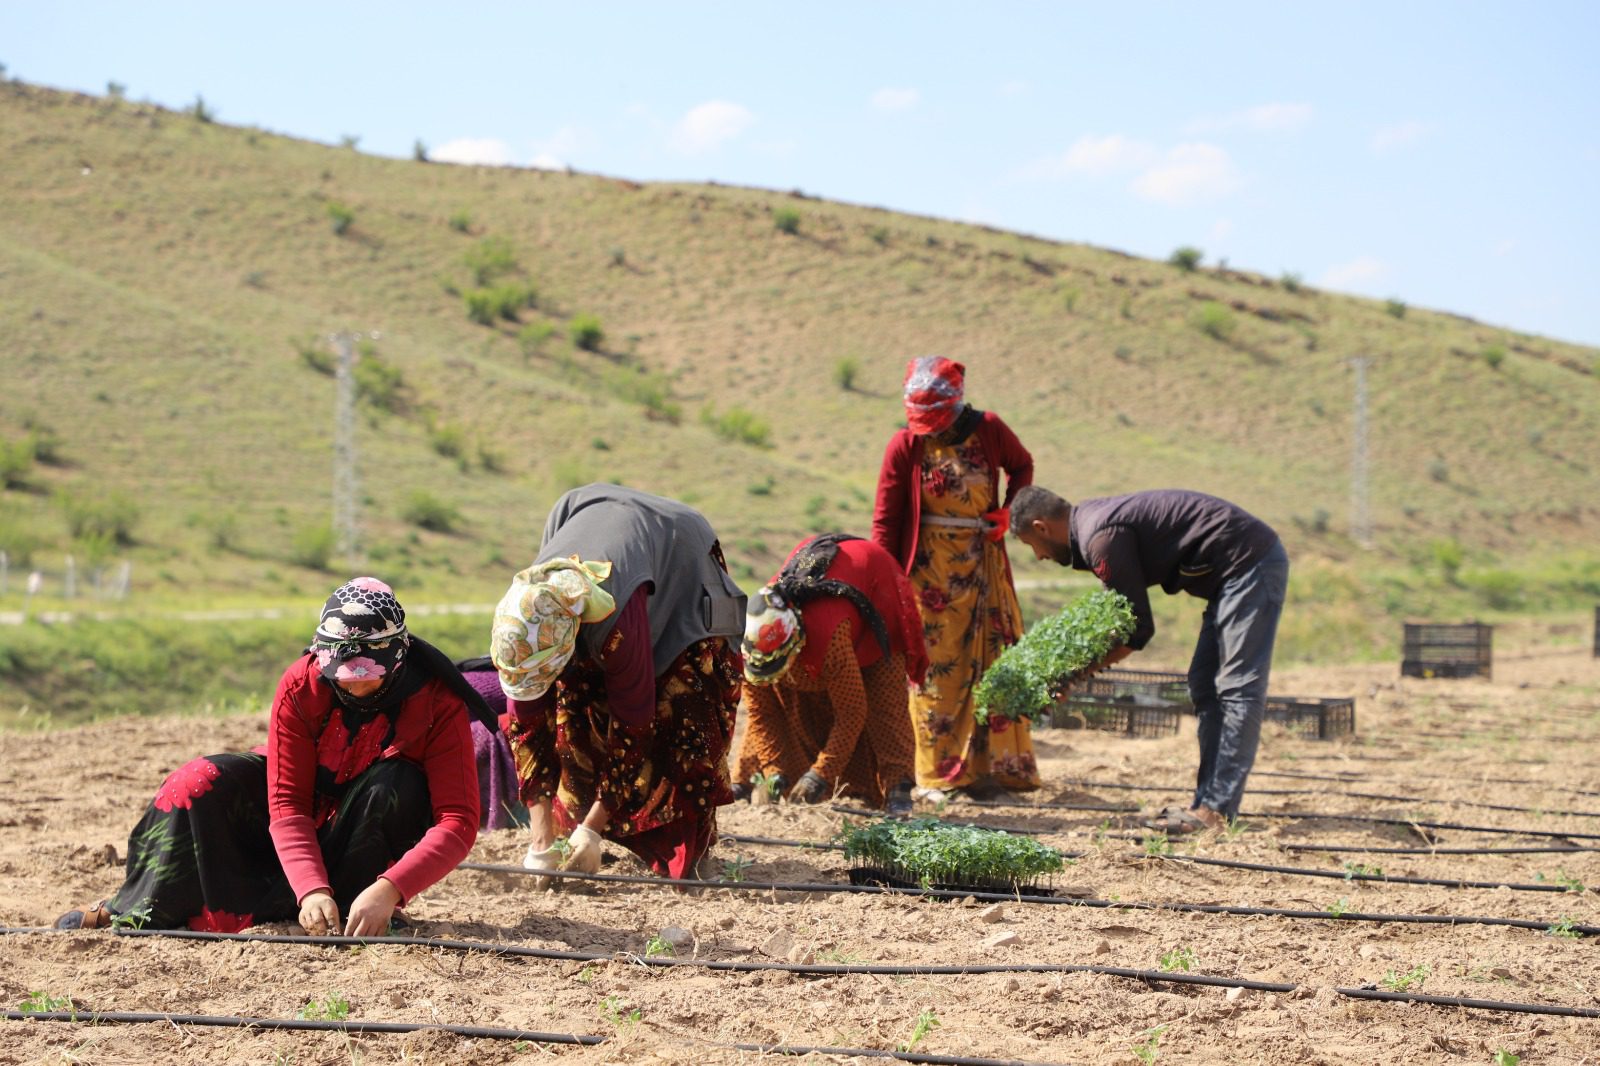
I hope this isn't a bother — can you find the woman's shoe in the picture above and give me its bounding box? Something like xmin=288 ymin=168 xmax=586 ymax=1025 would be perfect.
xmin=54 ymin=901 xmax=112 ymax=930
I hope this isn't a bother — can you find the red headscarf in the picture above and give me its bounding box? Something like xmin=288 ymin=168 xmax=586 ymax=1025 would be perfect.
xmin=903 ymin=356 xmax=966 ymax=435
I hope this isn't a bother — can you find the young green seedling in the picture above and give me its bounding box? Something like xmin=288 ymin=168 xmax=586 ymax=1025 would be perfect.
xmin=1546 ymin=917 xmax=1582 ymax=940
xmin=600 ymin=995 xmax=642 ymax=1028
xmin=1342 ymin=862 xmax=1383 ymax=881
xmin=836 ymin=817 xmax=1065 ymax=890
xmin=1131 ymin=1024 xmax=1165 ymax=1064
xmin=1326 ymin=897 xmax=1351 ymax=917
xmin=1533 ymin=869 xmax=1585 ymax=893
xmin=898 ymin=1009 xmax=941 ymax=1052
xmin=1157 ymin=947 xmax=1197 ymax=973
xmin=296 ymin=994 xmax=351 ymax=1021
xmin=1380 ymin=964 xmax=1430 ymax=992
xmin=721 ymin=855 xmax=752 ymax=883
xmin=17 ymin=991 xmax=72 ymax=1014
xmin=974 ymin=588 xmax=1136 ymax=723
xmin=1143 ymin=835 xmax=1173 ymax=858
xmin=643 ymin=935 xmax=674 ymax=958
xmin=1493 ymin=1050 xmax=1520 ymax=1066
xmin=109 ymin=903 xmax=153 ymax=930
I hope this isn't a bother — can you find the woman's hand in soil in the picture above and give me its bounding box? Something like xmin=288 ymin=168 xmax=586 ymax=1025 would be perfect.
xmin=298 ymin=890 xmax=340 ymax=936
xmin=344 ymin=878 xmax=402 ymax=937
xmin=562 ymin=824 xmax=603 ymax=874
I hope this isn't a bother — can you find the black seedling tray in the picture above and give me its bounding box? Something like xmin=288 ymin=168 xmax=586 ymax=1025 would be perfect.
xmin=1402 ymin=622 xmax=1493 ymax=679
xmin=846 ymin=865 xmax=1058 ymax=899
xmin=1263 ymin=696 xmax=1356 ymax=740
xmin=1045 ymin=700 xmax=1183 ymax=738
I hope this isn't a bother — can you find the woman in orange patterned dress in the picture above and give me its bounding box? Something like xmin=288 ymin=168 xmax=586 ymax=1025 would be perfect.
xmin=870 ymin=357 xmax=1041 ymax=800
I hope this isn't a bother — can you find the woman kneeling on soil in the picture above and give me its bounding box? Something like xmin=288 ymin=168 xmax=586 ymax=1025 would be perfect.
xmin=55 ymin=578 xmax=487 ymax=935
xmin=735 ymin=533 xmax=927 ymax=815
xmin=487 ymin=484 xmax=746 ymax=885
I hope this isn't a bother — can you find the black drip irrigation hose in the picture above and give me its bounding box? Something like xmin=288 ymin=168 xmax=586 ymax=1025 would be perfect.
xmin=1056 ymin=778 xmax=1600 ymax=821
xmin=8 ymin=929 xmax=1599 ymax=1021
xmin=1254 ymin=767 xmax=1600 ymax=801
xmin=729 ymin=831 xmax=1597 ymax=895
xmin=0 ymin=1010 xmax=1060 ymax=1066
xmin=945 ymin=799 xmax=1600 ymax=843
xmin=1282 ymin=843 xmax=1600 ymax=857
xmin=449 ymin=863 xmax=1600 ymax=938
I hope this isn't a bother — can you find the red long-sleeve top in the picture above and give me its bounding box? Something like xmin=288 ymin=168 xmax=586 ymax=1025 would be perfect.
xmin=264 ymin=655 xmax=480 ymax=906
xmin=870 ymin=409 xmax=1034 ymax=577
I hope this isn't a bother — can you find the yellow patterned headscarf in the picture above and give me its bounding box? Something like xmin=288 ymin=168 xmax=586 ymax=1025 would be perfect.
xmin=490 ymin=557 xmax=617 ymax=701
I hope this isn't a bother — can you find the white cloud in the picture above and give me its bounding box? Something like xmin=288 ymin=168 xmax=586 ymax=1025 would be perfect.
xmin=1021 ymin=134 xmax=1158 ymax=180
xmin=1371 ymin=120 xmax=1426 ymax=153
xmin=670 ymin=100 xmax=755 ymax=155
xmin=430 ymin=137 xmax=513 ymax=166
xmin=1211 ymin=217 xmax=1234 ymax=240
xmin=871 ymin=87 xmax=920 ymax=113
xmin=1187 ymin=102 xmax=1313 ymax=134
xmin=1320 ymin=255 xmax=1390 ymax=289
xmin=1131 ymin=143 xmax=1241 ymax=205
xmin=527 ymin=126 xmax=582 ymax=169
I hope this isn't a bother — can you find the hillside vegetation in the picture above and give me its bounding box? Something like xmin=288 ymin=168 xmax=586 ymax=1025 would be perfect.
xmin=2 ymin=82 xmax=1597 ymax=721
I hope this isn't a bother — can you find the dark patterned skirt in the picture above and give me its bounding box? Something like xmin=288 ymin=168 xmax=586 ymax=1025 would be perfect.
xmin=107 ymin=752 xmax=432 ymax=931
xmin=516 ymin=636 xmax=741 ymax=878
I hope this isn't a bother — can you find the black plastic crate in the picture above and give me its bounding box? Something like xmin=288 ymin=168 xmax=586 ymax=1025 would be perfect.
xmin=1070 ymin=668 xmax=1192 ymax=709
xmin=1263 ymin=696 xmax=1356 ymax=740
xmin=846 ymin=864 xmax=1059 ymax=899
xmin=1402 ymin=622 xmax=1493 ymax=679
xmin=1045 ymin=700 xmax=1183 ymax=738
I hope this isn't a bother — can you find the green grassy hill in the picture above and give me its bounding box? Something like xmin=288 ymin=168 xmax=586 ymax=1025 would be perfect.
xmin=2 ymin=82 xmax=1598 ymax=721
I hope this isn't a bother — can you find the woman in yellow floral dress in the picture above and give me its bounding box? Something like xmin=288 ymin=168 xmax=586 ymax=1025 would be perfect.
xmin=871 ymin=357 xmax=1041 ymax=798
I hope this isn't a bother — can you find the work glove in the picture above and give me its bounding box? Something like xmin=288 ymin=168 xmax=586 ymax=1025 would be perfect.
xmin=522 ymin=840 xmax=563 ymax=892
xmin=787 ymin=768 xmax=829 ymax=805
xmin=982 ymin=508 xmax=1010 ymax=543
xmin=562 ymin=824 xmax=604 ymax=875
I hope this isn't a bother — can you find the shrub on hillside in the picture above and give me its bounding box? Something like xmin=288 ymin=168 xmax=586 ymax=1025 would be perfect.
xmin=413 ymin=139 xmax=429 ymax=163
xmin=402 ymin=491 xmax=461 ymax=533
xmin=448 ymin=209 xmax=472 ymax=233
xmin=605 ymin=365 xmax=681 ymax=423
xmin=773 ymin=207 xmax=801 ymax=235
xmin=1168 ymin=246 xmax=1203 ymax=271
xmin=57 ymin=491 xmax=140 ymax=546
xmin=1385 ymin=298 xmax=1407 ymax=319
xmin=289 ymin=523 xmax=335 ymax=571
xmin=570 ymin=314 xmax=605 ymax=351
xmin=464 ymin=236 xmax=518 ymax=285
xmin=1194 ymin=302 xmax=1236 ymax=341
xmin=297 ymin=337 xmax=336 ymax=375
xmin=326 ymin=202 xmax=355 ymax=235
xmin=701 ymin=405 xmax=771 ymax=447
xmin=429 ymin=422 xmax=466 ymax=460
xmin=106 ymin=81 xmax=126 ymax=101
xmin=518 ymin=321 xmax=556 ymax=358
xmin=1280 ymin=271 xmax=1304 ymax=294
xmin=189 ymin=94 xmax=214 ymax=123
xmin=1482 ymin=344 xmax=1506 ymax=369
xmin=354 ymin=354 xmax=405 ymax=412
xmin=833 ymin=356 xmax=861 ymax=391
xmin=0 ymin=438 xmax=36 ymax=490
xmin=465 ymin=283 xmax=535 ymax=325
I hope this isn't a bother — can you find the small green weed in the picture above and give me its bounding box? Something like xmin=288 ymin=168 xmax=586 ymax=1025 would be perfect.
xmin=464 ymin=236 xmax=519 ymax=285
xmin=1380 ymin=964 xmax=1430 ymax=992
xmin=575 ymin=964 xmax=598 ymax=983
xmin=1493 ymin=1050 xmax=1520 ymax=1066
xmin=1195 ymin=301 xmax=1236 ymax=341
xmin=448 ymin=209 xmax=472 ymax=233
xmin=720 ymin=855 xmax=752 ymax=882
xmin=1385 ymin=297 xmax=1407 ymax=319
xmin=644 ymin=935 xmax=674 ymax=958
xmin=401 ymin=491 xmax=462 ymax=534
xmin=1342 ymin=862 xmax=1383 ymax=881
xmin=833 ymin=356 xmax=861 ymax=391
xmin=1483 ymin=344 xmax=1506 ymax=369
xmin=1143 ymin=835 xmax=1173 ymax=858
xmin=296 ymin=994 xmax=351 ymax=1021
xmin=518 ymin=321 xmax=556 ymax=357
xmin=1131 ymin=1024 xmax=1165 ymax=1064
xmin=1157 ymin=947 xmax=1197 ymax=973
xmin=700 ymin=404 xmax=771 ymax=447
xmin=773 ymin=206 xmax=801 ymax=234
xmin=1221 ymin=818 xmax=1248 ymax=841
xmin=1533 ymin=869 xmax=1585 ymax=893
xmin=817 ymin=947 xmax=865 ymax=965
xmin=110 ymin=903 xmax=153 ymax=930
xmin=1280 ymin=271 xmax=1304 ymax=293
xmin=1546 ymin=916 xmax=1582 ymax=939
xmin=600 ymin=995 xmax=641 ymax=1028
xmin=18 ymin=991 xmax=73 ymax=1014
xmin=898 ymin=1009 xmax=940 ymax=1052
xmin=1326 ymin=897 xmax=1351 ymax=917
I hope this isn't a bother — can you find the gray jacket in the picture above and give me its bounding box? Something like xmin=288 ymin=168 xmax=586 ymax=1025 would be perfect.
xmin=538 ymin=484 xmax=747 ymax=675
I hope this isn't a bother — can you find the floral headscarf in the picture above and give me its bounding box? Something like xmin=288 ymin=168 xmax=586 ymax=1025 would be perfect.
xmin=741 ymin=586 xmax=804 ymax=685
xmin=903 ymin=355 xmax=966 ymax=436
xmin=491 ymin=557 xmax=617 ymax=701
xmin=310 ymin=577 xmax=410 ymax=685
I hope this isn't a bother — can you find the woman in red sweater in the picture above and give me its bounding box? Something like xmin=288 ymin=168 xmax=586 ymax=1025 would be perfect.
xmin=54 ymin=578 xmax=485 ymax=935
xmin=871 ymin=357 xmax=1041 ymax=800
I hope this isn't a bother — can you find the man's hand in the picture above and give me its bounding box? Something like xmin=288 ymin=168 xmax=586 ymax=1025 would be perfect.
xmin=344 ymin=878 xmax=402 ymax=937
xmin=298 ymin=890 xmax=340 ymax=936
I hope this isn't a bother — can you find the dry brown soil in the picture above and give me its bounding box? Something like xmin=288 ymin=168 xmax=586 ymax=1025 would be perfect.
xmin=2 ymin=642 xmax=1598 ymax=1065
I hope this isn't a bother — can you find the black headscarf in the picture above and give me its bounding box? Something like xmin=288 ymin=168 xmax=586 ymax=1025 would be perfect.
xmin=769 ymin=534 xmax=892 ymax=660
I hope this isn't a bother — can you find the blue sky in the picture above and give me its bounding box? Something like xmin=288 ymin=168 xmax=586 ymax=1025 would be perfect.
xmin=5 ymin=2 xmax=1598 ymax=346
